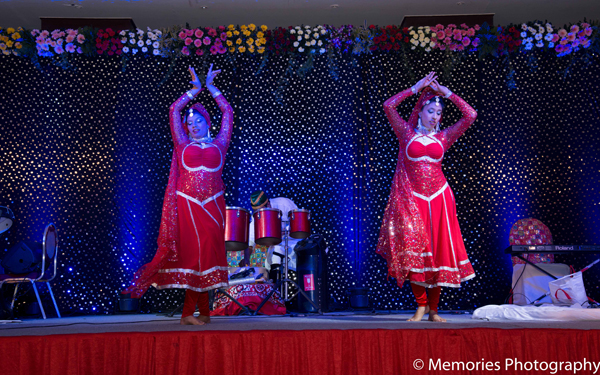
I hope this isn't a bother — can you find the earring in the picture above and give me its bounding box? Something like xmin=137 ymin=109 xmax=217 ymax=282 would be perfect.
xmin=418 ymin=117 xmax=422 ymax=128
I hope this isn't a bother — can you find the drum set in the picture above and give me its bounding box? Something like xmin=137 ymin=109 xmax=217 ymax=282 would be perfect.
xmin=224 ymin=206 xmax=320 ymax=314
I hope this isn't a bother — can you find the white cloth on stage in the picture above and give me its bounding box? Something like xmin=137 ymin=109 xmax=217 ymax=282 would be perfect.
xmin=249 ymin=197 xmax=300 ymax=271
xmin=472 ymin=304 xmax=600 ymax=321
xmin=511 ymin=263 xmax=571 ymax=305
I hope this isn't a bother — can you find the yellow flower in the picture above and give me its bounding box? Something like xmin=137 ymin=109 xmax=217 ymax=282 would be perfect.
xmin=248 ymin=45 xmax=255 ymax=53
xmin=236 ymin=38 xmax=242 ymax=45
xmin=255 ymin=39 xmax=261 ymax=47
xmin=238 ymin=46 xmax=246 ymax=53
xmin=241 ymin=25 xmax=248 ymax=31
xmin=226 ymin=31 xmax=232 ymax=38
xmin=233 ymin=30 xmax=240 ymax=36
xmin=12 ymin=32 xmax=20 ymax=40
xmin=261 ymin=25 xmax=267 ymax=32
xmin=228 ymin=24 xmax=235 ymax=31
xmin=0 ymin=43 xmax=6 ymax=50
xmin=258 ymin=46 xmax=265 ymax=54
xmin=259 ymin=38 xmax=266 ymax=44
xmin=246 ymin=38 xmax=254 ymax=46
xmin=243 ymin=30 xmax=251 ymax=37
xmin=229 ymin=47 xmax=235 ymax=53
xmin=226 ymin=40 xmax=233 ymax=46
xmin=248 ymin=24 xmax=256 ymax=31
xmin=2 ymin=50 xmax=10 ymax=55
xmin=6 ymin=40 xmax=13 ymax=48
xmin=15 ymin=42 xmax=22 ymax=49
xmin=7 ymin=27 xmax=15 ymax=34
xmin=257 ymin=31 xmax=264 ymax=39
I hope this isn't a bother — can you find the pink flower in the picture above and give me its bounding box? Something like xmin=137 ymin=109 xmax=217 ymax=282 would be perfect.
xmin=67 ymin=29 xmax=78 ymax=36
xmin=49 ymin=40 xmax=56 ymax=47
xmin=54 ymin=45 xmax=64 ymax=54
xmin=195 ymin=48 xmax=203 ymax=56
xmin=186 ymin=29 xmax=193 ymax=36
xmin=439 ymin=44 xmax=447 ymax=51
xmin=218 ymin=46 xmax=227 ymax=54
xmin=462 ymin=37 xmax=471 ymax=46
xmin=66 ymin=35 xmax=75 ymax=43
xmin=449 ymin=44 xmax=457 ymax=51
xmin=444 ymin=37 xmax=451 ymax=45
xmin=185 ymin=37 xmax=193 ymax=45
xmin=436 ymin=31 xmax=445 ymax=40
xmin=560 ymin=37 xmax=568 ymax=45
xmin=572 ymin=39 xmax=580 ymax=48
xmin=40 ymin=30 xmax=49 ymax=38
xmin=460 ymin=23 xmax=468 ymax=29
xmin=558 ymin=29 xmax=567 ymax=38
xmin=581 ymin=23 xmax=590 ymax=29
xmin=448 ymin=24 xmax=457 ymax=28
xmin=456 ymin=44 xmax=464 ymax=51
xmin=208 ymin=28 xmax=217 ymax=37
xmin=203 ymin=36 xmax=211 ymax=45
xmin=555 ymin=44 xmax=564 ymax=53
xmin=194 ymin=38 xmax=202 ymax=47
xmin=31 ymin=29 xmax=39 ymax=36
xmin=77 ymin=47 xmax=83 ymax=54
xmin=36 ymin=36 xmax=45 ymax=44
xmin=65 ymin=43 xmax=76 ymax=53
xmin=570 ymin=25 xmax=579 ymax=34
xmin=210 ymin=45 xmax=218 ymax=54
xmin=453 ymin=30 xmax=462 ymax=40
xmin=195 ymin=29 xmax=204 ymax=38
xmin=178 ymin=31 xmax=186 ymax=39
xmin=551 ymin=34 xmax=559 ymax=43
xmin=182 ymin=46 xmax=190 ymax=55
xmin=583 ymin=40 xmax=591 ymax=48
xmin=435 ymin=24 xmax=444 ymax=30
xmin=567 ymin=32 xmax=576 ymax=42
xmin=467 ymin=28 xmax=475 ymax=37
xmin=218 ymin=25 xmax=225 ymax=31
xmin=461 ymin=29 xmax=467 ymax=36
xmin=585 ymin=27 xmax=592 ymax=36
xmin=220 ymin=32 xmax=227 ymax=41
xmin=445 ymin=28 xmax=452 ymax=37
xmin=474 ymin=24 xmax=480 ymax=31
xmin=472 ymin=38 xmax=480 ymax=47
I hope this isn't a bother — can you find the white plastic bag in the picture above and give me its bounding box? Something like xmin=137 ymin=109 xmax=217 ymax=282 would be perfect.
xmin=548 ymin=272 xmax=588 ymax=307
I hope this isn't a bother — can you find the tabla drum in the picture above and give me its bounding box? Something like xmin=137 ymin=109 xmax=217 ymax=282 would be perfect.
xmin=253 ymin=208 xmax=282 ymax=246
xmin=224 ymin=207 xmax=250 ymax=251
xmin=288 ymin=209 xmax=311 ymax=239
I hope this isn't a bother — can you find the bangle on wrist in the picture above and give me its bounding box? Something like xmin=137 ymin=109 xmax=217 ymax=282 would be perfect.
xmin=212 ymin=90 xmax=222 ymax=98
xmin=444 ymin=90 xmax=452 ymax=98
xmin=411 ymin=86 xmax=418 ymax=95
xmin=186 ymin=90 xmax=194 ymax=100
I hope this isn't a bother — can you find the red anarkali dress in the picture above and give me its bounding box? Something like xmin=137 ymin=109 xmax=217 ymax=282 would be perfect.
xmin=376 ymin=87 xmax=477 ymax=288
xmin=125 ymin=90 xmax=233 ymax=297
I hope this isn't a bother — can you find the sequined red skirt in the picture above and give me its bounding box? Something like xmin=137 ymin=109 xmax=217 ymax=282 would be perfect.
xmin=154 ymin=191 xmax=229 ymax=292
xmin=408 ymin=183 xmax=475 ymax=288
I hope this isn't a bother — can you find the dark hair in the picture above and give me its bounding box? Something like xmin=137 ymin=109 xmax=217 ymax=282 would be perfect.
xmin=421 ymin=96 xmax=445 ymax=111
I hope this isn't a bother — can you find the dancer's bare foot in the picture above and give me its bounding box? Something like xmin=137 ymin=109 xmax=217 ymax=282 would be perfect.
xmin=407 ymin=306 xmax=430 ymax=321
xmin=180 ymin=315 xmax=206 ymax=325
xmin=196 ymin=315 xmax=211 ymax=324
xmin=428 ymin=311 xmax=447 ymax=322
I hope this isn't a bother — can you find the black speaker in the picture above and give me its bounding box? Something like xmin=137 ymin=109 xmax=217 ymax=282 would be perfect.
xmin=1 ymin=240 xmax=43 ymax=274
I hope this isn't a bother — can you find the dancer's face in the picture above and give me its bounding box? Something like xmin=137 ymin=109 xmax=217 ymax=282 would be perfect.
xmin=187 ymin=113 xmax=208 ymax=138
xmin=419 ymin=102 xmax=443 ymax=131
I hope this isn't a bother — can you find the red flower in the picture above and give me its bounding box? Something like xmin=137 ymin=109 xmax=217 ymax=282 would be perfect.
xmin=369 ymin=24 xmax=375 ymax=29
xmin=107 ymin=28 xmax=115 ymax=37
xmin=404 ymin=36 xmax=409 ymax=43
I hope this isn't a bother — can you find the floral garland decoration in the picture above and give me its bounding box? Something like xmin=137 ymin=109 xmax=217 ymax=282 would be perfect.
xmin=264 ymin=27 xmax=294 ymax=55
xmin=408 ymin=26 xmax=436 ymax=51
xmin=327 ymin=25 xmax=354 ymax=54
xmin=554 ymin=22 xmax=593 ymax=56
xmin=120 ymin=28 xmax=164 ymax=56
xmin=226 ymin=24 xmax=267 ymax=54
xmin=431 ymin=23 xmax=480 ymax=52
xmin=176 ymin=26 xmax=228 ymax=56
xmin=29 ymin=28 xmax=89 ymax=57
xmin=290 ymin=25 xmax=327 ymax=54
xmin=494 ymin=25 xmax=523 ymax=56
xmin=370 ymin=25 xmax=409 ymax=52
xmin=96 ymin=28 xmax=124 ymax=56
xmin=0 ymin=27 xmax=24 ymax=56
xmin=520 ymin=21 xmax=556 ymax=51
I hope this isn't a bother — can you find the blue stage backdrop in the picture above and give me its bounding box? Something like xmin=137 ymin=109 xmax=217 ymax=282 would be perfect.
xmin=0 ymin=51 xmax=599 ymax=314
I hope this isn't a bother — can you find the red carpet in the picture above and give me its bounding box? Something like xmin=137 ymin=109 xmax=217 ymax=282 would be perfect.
xmin=2 ymin=328 xmax=600 ymax=375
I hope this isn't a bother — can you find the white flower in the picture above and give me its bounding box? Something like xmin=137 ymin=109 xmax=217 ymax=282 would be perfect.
xmin=138 ymin=34 xmax=143 ymax=39
xmin=545 ymin=33 xmax=553 ymax=41
xmin=295 ymin=26 xmax=301 ymax=30
xmin=122 ymin=46 xmax=130 ymax=53
xmin=290 ymin=29 xmax=296 ymax=34
xmin=305 ymin=25 xmax=311 ymax=29
xmin=430 ymin=41 xmax=436 ymax=47
xmin=305 ymin=41 xmax=310 ymax=46
xmin=424 ymin=37 xmax=430 ymax=43
xmin=313 ymin=28 xmax=318 ymax=32
xmin=317 ymin=40 xmax=323 ymax=46
xmin=313 ymin=33 xmax=319 ymax=38
xmin=121 ymin=38 xmax=127 ymax=43
xmin=411 ymin=45 xmax=416 ymax=50
xmin=132 ymin=48 xmax=138 ymax=54
xmin=297 ymin=36 xmax=302 ymax=41
xmin=424 ymin=26 xmax=431 ymax=33
xmin=142 ymin=46 xmax=148 ymax=52
xmin=425 ymin=47 xmax=431 ymax=52
xmin=420 ymin=41 xmax=426 ymax=47
xmin=130 ymin=39 xmax=136 ymax=44
xmin=528 ymin=27 xmax=535 ymax=34
xmin=538 ymin=27 xmax=545 ymax=34
xmin=129 ymin=32 xmax=135 ymax=38
xmin=319 ymin=48 xmax=325 ymax=53
xmin=321 ymin=29 xmax=326 ymax=35
xmin=298 ymin=30 xmax=304 ymax=35
xmin=153 ymin=49 xmax=160 ymax=55
xmin=521 ymin=23 xmax=528 ymax=31
xmin=137 ymin=40 xmax=144 ymax=47
xmin=137 ymin=29 xmax=144 ymax=35
xmin=417 ymin=26 xmax=423 ymax=30
xmin=418 ymin=35 xmax=424 ymax=42
xmin=146 ymin=39 xmax=152 ymax=45
xmin=155 ymin=30 xmax=162 ymax=36
xmin=411 ymin=39 xmax=419 ymax=46
xmin=311 ymin=40 xmax=316 ymax=45
xmin=546 ymin=24 xmax=553 ymax=33
xmin=152 ymin=41 xmax=159 ymax=48
xmin=521 ymin=32 xmax=527 ymax=38
xmin=119 ymin=30 xmax=126 ymax=36
xmin=536 ymin=41 xmax=544 ymax=48
xmin=149 ymin=33 xmax=157 ymax=40
xmin=298 ymin=47 xmax=304 ymax=52
xmin=535 ymin=33 xmax=543 ymax=40
xmin=293 ymin=41 xmax=299 ymax=47
xmin=409 ymin=30 xmax=415 ymax=35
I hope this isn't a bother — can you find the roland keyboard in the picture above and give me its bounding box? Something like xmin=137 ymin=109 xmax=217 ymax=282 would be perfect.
xmin=505 ymin=245 xmax=600 ymax=255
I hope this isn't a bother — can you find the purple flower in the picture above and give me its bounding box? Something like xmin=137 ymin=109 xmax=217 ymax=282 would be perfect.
xmin=203 ymin=37 xmax=211 ymax=45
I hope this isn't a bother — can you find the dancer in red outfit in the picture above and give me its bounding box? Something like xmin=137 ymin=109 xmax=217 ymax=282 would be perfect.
xmin=124 ymin=65 xmax=233 ymax=325
xmin=376 ymin=72 xmax=477 ymax=322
